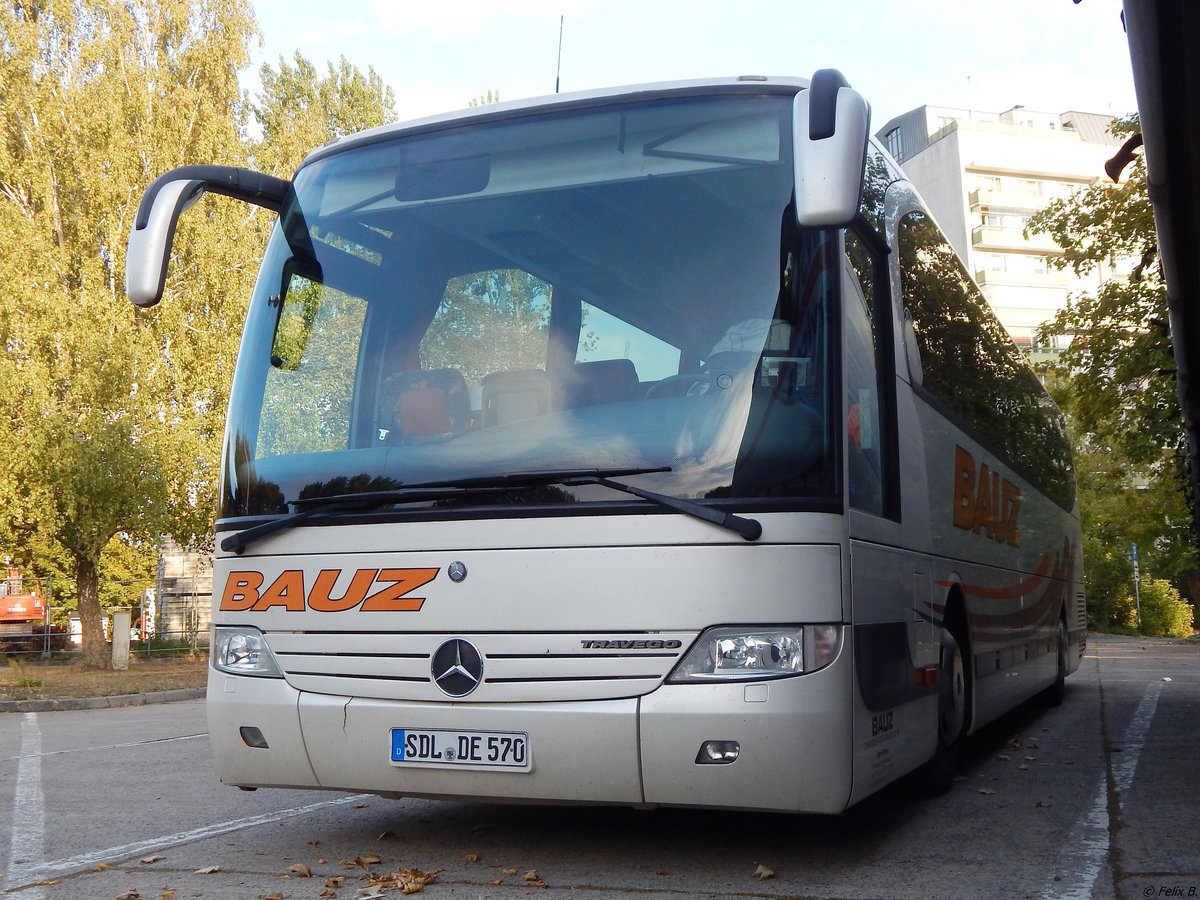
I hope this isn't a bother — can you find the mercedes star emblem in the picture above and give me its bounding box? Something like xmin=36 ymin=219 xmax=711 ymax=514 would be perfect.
xmin=431 ymin=638 xmax=483 ymax=697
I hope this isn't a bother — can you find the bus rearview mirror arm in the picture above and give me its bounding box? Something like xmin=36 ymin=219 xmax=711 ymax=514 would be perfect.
xmin=126 ymin=165 xmax=292 ymax=308
xmin=793 ymin=70 xmax=871 ymax=228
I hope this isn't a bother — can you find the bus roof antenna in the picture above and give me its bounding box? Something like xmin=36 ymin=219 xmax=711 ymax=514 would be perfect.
xmin=555 ymin=15 xmax=564 ymax=93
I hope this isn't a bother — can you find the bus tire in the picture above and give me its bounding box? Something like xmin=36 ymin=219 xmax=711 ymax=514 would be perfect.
xmin=1038 ymin=617 xmax=1068 ymax=708
xmin=920 ymin=628 xmax=966 ymax=796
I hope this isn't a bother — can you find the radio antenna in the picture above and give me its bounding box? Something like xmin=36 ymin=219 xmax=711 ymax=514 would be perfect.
xmin=555 ymin=15 xmax=564 ymax=93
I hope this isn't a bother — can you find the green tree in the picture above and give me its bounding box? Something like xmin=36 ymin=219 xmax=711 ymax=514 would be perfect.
xmin=421 ymin=269 xmax=553 ymax=386
xmin=252 ymin=52 xmax=397 ymax=177
xmin=1027 ymin=115 xmax=1199 ymax=616
xmin=0 ymin=0 xmax=259 ymax=666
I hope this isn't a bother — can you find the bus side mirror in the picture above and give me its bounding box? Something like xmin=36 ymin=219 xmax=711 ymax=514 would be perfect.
xmin=125 ymin=165 xmax=291 ymax=308
xmin=793 ymin=70 xmax=871 ymax=228
xmin=126 ymin=177 xmax=205 ymax=307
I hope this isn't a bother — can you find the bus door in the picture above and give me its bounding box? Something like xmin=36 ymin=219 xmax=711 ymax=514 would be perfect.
xmin=842 ymin=223 xmax=938 ymax=800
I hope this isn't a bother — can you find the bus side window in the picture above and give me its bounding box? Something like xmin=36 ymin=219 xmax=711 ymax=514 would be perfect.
xmin=843 ymin=232 xmax=886 ymax=516
xmin=897 ymin=211 xmax=1075 ymax=511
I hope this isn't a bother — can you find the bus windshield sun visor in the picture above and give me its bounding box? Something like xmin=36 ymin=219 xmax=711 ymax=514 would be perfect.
xmin=220 ymin=467 xmax=762 ymax=554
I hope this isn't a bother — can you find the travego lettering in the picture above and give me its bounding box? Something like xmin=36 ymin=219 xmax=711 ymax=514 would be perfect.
xmin=953 ymin=446 xmax=1021 ymax=547
xmin=220 ymin=568 xmax=439 ymax=613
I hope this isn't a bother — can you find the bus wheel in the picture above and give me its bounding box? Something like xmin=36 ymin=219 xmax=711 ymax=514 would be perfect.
xmin=920 ymin=629 xmax=966 ymax=795
xmin=1038 ymin=618 xmax=1068 ymax=708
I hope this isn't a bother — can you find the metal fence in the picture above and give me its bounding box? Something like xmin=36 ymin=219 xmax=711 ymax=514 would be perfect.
xmin=0 ymin=578 xmax=212 ymax=659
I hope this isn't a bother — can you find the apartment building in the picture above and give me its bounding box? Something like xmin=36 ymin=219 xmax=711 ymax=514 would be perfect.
xmin=876 ymin=104 xmax=1123 ymax=354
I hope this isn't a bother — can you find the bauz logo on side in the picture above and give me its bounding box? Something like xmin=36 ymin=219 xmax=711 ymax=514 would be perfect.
xmin=220 ymin=568 xmax=438 ymax=612
xmin=953 ymin=446 xmax=1021 ymax=547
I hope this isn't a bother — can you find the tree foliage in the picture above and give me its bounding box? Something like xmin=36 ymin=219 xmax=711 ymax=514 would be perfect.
xmin=0 ymin=0 xmax=258 ymax=665
xmin=420 ymin=269 xmax=553 ymax=386
xmin=252 ymin=52 xmax=396 ymax=177
xmin=1028 ymin=117 xmax=1177 ymax=464
xmin=1 ymin=5 xmax=405 ymax=666
xmin=1027 ymin=115 xmax=1198 ymax=620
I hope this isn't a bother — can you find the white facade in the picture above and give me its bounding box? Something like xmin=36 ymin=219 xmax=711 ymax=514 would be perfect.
xmin=878 ymin=105 xmax=1123 ymax=350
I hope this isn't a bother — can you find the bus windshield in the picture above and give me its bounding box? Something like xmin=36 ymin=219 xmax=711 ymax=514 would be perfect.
xmin=222 ymin=93 xmax=841 ymax=519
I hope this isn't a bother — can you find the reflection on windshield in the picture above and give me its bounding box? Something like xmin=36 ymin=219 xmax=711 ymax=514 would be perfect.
xmin=222 ymin=93 xmax=842 ymax=519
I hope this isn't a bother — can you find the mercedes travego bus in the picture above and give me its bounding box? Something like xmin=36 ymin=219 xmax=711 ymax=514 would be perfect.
xmin=126 ymin=71 xmax=1084 ymax=813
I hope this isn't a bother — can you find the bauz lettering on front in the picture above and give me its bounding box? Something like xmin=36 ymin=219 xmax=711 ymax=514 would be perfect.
xmin=953 ymin=446 xmax=1021 ymax=547
xmin=221 ymin=568 xmax=439 ymax=612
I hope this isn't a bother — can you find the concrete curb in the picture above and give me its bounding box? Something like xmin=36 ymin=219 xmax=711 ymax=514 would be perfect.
xmin=0 ymin=686 xmax=205 ymax=714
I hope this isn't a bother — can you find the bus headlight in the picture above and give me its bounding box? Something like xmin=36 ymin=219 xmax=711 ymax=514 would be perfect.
xmin=667 ymin=625 xmax=841 ymax=683
xmin=212 ymin=626 xmax=283 ymax=678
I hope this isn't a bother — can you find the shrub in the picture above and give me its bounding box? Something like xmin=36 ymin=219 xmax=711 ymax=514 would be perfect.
xmin=1135 ymin=578 xmax=1195 ymax=638
xmin=1107 ymin=594 xmax=1140 ymax=631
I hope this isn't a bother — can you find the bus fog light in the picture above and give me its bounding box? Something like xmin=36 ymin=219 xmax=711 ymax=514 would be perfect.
xmin=239 ymin=726 xmax=270 ymax=749
xmin=668 ymin=625 xmax=841 ymax=682
xmin=212 ymin=626 xmax=283 ymax=678
xmin=696 ymin=740 xmax=740 ymax=764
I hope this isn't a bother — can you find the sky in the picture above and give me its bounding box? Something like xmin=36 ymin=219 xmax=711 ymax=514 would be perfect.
xmin=244 ymin=0 xmax=1139 ymax=133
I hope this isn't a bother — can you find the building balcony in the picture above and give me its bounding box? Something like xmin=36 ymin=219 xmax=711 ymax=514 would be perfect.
xmin=971 ymin=224 xmax=1061 ymax=253
xmin=968 ymin=187 xmax=1050 ymax=210
xmin=974 ymin=267 xmax=1070 ymax=287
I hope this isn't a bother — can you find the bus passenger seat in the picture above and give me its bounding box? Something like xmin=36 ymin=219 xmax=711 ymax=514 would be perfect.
xmin=378 ymin=368 xmax=470 ymax=443
xmin=481 ymin=369 xmax=552 ymax=426
xmin=561 ymin=359 xmax=640 ymax=408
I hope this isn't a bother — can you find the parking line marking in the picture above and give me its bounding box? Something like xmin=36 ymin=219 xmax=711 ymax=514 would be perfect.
xmin=4 ymin=713 xmax=47 ymax=898
xmin=1040 ymin=681 xmax=1162 ymax=899
xmin=5 ymin=793 xmax=371 ymax=891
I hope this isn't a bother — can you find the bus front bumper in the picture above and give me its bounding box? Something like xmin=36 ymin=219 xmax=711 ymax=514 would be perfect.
xmin=207 ymin=654 xmax=852 ymax=813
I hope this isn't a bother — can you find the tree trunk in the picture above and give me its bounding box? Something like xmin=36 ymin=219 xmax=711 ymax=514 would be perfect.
xmin=76 ymin=554 xmax=111 ymax=669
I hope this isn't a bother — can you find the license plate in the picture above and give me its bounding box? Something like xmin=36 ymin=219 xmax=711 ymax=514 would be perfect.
xmin=390 ymin=728 xmax=531 ymax=771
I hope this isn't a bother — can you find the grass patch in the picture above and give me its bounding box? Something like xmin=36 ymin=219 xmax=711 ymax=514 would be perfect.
xmin=1 ymin=655 xmax=207 ymax=702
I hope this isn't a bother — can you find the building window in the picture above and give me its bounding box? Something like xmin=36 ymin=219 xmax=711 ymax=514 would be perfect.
xmin=885 ymin=127 xmax=903 ymax=160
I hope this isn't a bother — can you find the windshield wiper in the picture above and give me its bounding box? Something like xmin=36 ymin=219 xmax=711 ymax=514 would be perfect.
xmin=221 ymin=466 xmax=761 ymax=554
xmin=556 ymin=472 xmax=762 ymax=541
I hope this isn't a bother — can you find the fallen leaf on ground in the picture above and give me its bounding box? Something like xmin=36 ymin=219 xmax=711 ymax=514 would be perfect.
xmin=288 ymin=863 xmax=312 ymax=877
xmin=501 ymin=867 xmax=518 ymax=876
xmin=93 ymin=863 xmax=110 ymax=872
xmin=753 ymin=863 xmax=775 ymax=879
xmin=140 ymin=855 xmax=164 ymax=864
xmin=262 ymin=892 xmax=285 ymax=900
xmin=464 ymin=853 xmax=481 ymax=863
xmin=397 ymin=867 xmax=441 ymax=894
xmin=116 ymin=891 xmax=141 ymax=899
xmin=161 ymin=891 xmax=175 ymax=899
xmin=195 ymin=865 xmax=220 ymax=874
xmin=524 ymin=870 xmax=539 ymax=881
xmin=978 ymin=787 xmax=995 ymax=795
